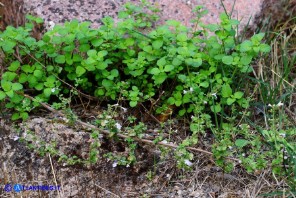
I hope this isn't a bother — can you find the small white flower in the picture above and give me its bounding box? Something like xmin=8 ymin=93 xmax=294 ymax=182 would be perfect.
xmin=121 ymin=107 xmax=127 ymax=112
xmin=238 ymin=160 xmax=242 ymax=164
xmin=242 ymin=153 xmax=246 ymax=157
xmin=211 ymin=93 xmax=217 ymax=99
xmin=161 ymin=140 xmax=168 ymax=144
xmin=284 ymin=156 xmax=288 ymax=160
xmin=51 ymin=88 xmax=56 ymax=93
xmin=277 ymin=101 xmax=284 ymax=107
xmin=112 ymin=161 xmax=118 ymax=168
xmin=126 ymin=164 xmax=130 ymax=168
xmin=203 ymin=101 xmax=207 ymax=104
xmin=48 ymin=21 xmax=55 ymax=30
xmin=189 ymin=87 xmax=193 ymax=92
xmin=279 ymin=133 xmax=286 ymax=137
xmin=13 ymin=136 xmax=19 ymax=141
xmin=183 ymin=90 xmax=188 ymax=94
xmin=184 ymin=159 xmax=193 ymax=166
xmin=228 ymin=146 xmax=233 ymax=150
xmin=115 ymin=123 xmax=122 ymax=131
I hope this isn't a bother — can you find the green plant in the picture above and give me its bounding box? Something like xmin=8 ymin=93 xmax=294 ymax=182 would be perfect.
xmin=4 ymin=0 xmax=295 ymax=192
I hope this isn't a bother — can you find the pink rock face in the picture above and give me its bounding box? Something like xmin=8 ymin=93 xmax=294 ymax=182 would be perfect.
xmin=23 ymin=0 xmax=263 ymax=30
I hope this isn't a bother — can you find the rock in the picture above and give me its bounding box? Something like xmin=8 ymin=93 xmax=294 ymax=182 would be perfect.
xmin=1 ymin=0 xmax=265 ymax=31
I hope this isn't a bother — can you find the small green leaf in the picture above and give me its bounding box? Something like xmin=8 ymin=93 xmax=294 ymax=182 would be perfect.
xmin=234 ymin=91 xmax=244 ymax=99
xmin=221 ymin=84 xmax=232 ymax=98
xmin=8 ymin=61 xmax=20 ymax=72
xmin=1 ymin=80 xmax=12 ymax=92
xmin=12 ymin=83 xmax=23 ymax=91
xmin=33 ymin=70 xmax=43 ymax=79
xmin=157 ymin=57 xmax=166 ymax=67
xmin=11 ymin=113 xmax=20 ymax=121
xmin=164 ymin=65 xmax=174 ymax=72
xmin=44 ymin=88 xmax=52 ymax=97
xmin=129 ymin=101 xmax=137 ymax=107
xmin=167 ymin=97 xmax=175 ymax=105
xmin=2 ymin=72 xmax=17 ymax=81
xmin=176 ymin=33 xmax=187 ymax=42
xmin=87 ymin=49 xmax=97 ymax=57
xmin=35 ymin=83 xmax=44 ymax=91
xmin=152 ymin=40 xmax=163 ymax=49
xmin=5 ymin=90 xmax=14 ymax=98
xmin=91 ymin=38 xmax=103 ymax=47
xmin=150 ymin=68 xmax=160 ymax=75
xmin=200 ymin=81 xmax=209 ymax=88
xmin=210 ymin=104 xmax=221 ymax=113
xmin=110 ymin=69 xmax=119 ymax=77
xmin=222 ymin=56 xmax=233 ymax=65
xmin=19 ymin=73 xmax=28 ymax=83
xmin=240 ymin=55 xmax=252 ymax=65
xmin=20 ymin=112 xmax=29 ymax=120
xmin=102 ymin=79 xmax=113 ymax=88
xmin=0 ymin=91 xmax=6 ymax=100
xmin=76 ymin=66 xmax=86 ymax=76
xmin=175 ymin=100 xmax=182 ymax=106
xmin=153 ymin=73 xmax=167 ymax=84
xmin=235 ymin=139 xmax=249 ymax=148
xmin=226 ymin=98 xmax=236 ymax=105
xmin=79 ymin=44 xmax=90 ymax=52
xmin=240 ymin=41 xmax=252 ymax=52
xmin=172 ymin=57 xmax=182 ymax=66
xmin=178 ymin=109 xmax=186 ymax=116
xmin=55 ymin=55 xmax=66 ymax=64
xmin=95 ymin=88 xmax=105 ymax=96
xmin=97 ymin=50 xmax=108 ymax=58
xmin=259 ymin=44 xmax=271 ymax=53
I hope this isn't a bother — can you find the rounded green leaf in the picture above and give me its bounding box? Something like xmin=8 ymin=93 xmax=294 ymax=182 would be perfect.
xmin=8 ymin=61 xmax=20 ymax=72
xmin=176 ymin=33 xmax=187 ymax=42
xmin=91 ymin=38 xmax=103 ymax=47
xmin=55 ymin=55 xmax=66 ymax=64
xmin=152 ymin=40 xmax=163 ymax=49
xmin=259 ymin=44 xmax=271 ymax=53
xmin=164 ymin=65 xmax=174 ymax=72
xmin=222 ymin=56 xmax=233 ymax=65
xmin=11 ymin=113 xmax=20 ymax=121
xmin=44 ymin=88 xmax=52 ymax=97
xmin=129 ymin=101 xmax=137 ymax=107
xmin=76 ymin=66 xmax=86 ymax=76
xmin=33 ymin=70 xmax=43 ymax=79
xmin=150 ymin=68 xmax=160 ymax=75
xmin=157 ymin=57 xmax=166 ymax=67
xmin=1 ymin=80 xmax=12 ymax=92
xmin=240 ymin=41 xmax=252 ymax=52
xmin=240 ymin=55 xmax=252 ymax=65
xmin=210 ymin=104 xmax=221 ymax=113
xmin=226 ymin=98 xmax=236 ymax=105
xmin=234 ymin=91 xmax=244 ymax=99
xmin=221 ymin=84 xmax=232 ymax=98
xmin=12 ymin=83 xmax=23 ymax=91
xmin=0 ymin=91 xmax=6 ymax=100
xmin=235 ymin=139 xmax=249 ymax=148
